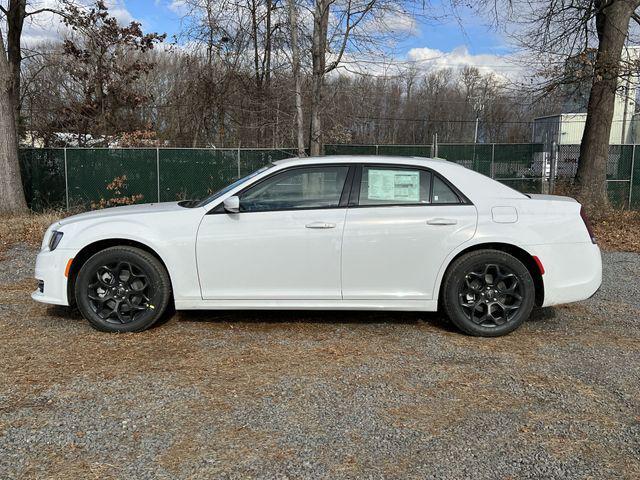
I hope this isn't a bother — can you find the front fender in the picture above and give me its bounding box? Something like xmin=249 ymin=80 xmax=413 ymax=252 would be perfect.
xmin=61 ymin=214 xmax=202 ymax=303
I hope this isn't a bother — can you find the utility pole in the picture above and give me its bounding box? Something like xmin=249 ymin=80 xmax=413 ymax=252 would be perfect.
xmin=473 ymin=97 xmax=484 ymax=144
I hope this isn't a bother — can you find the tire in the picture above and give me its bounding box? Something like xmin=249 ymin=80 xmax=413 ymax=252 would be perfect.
xmin=442 ymin=249 xmax=535 ymax=337
xmin=74 ymin=246 xmax=172 ymax=333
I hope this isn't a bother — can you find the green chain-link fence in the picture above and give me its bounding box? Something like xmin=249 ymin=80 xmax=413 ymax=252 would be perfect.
xmin=19 ymin=144 xmax=639 ymax=211
xmin=19 ymin=148 xmax=66 ymax=211
xmin=556 ymin=144 xmax=636 ymax=209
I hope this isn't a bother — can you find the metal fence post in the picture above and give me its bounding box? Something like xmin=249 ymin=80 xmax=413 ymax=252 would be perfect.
xmin=64 ymin=147 xmax=69 ymax=211
xmin=550 ymin=141 xmax=557 ymax=194
xmin=491 ymin=143 xmax=495 ymax=179
xmin=375 ymin=144 xmax=379 ymax=156
xmin=630 ymin=144 xmax=636 ymax=209
xmin=156 ymin=147 xmax=161 ymax=203
xmin=237 ymin=145 xmax=241 ymax=178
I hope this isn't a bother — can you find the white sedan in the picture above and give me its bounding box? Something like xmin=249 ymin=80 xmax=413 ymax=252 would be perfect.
xmin=32 ymin=156 xmax=602 ymax=337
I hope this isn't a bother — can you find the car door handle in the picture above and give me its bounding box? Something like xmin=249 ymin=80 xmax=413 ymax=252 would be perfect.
xmin=427 ymin=218 xmax=458 ymax=226
xmin=305 ymin=222 xmax=336 ymax=229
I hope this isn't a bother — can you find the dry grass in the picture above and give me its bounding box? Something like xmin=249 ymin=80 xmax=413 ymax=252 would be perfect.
xmin=591 ymin=209 xmax=640 ymax=253
xmin=0 ymin=211 xmax=65 ymax=258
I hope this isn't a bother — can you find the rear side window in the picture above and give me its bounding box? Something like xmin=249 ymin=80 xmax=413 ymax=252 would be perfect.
xmin=359 ymin=167 xmax=431 ymax=206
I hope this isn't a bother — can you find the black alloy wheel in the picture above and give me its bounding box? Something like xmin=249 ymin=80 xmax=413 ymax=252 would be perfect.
xmin=87 ymin=260 xmax=152 ymax=324
xmin=75 ymin=246 xmax=171 ymax=332
xmin=442 ymin=250 xmax=535 ymax=337
xmin=458 ymin=263 xmax=523 ymax=327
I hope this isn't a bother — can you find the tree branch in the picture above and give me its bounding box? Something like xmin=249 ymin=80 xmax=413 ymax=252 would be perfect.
xmin=25 ymin=7 xmax=64 ymax=18
xmin=325 ymin=0 xmax=376 ymax=74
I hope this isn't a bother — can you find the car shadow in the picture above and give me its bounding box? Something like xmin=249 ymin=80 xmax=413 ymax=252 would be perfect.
xmin=528 ymin=306 xmax=557 ymax=323
xmin=175 ymin=309 xmax=457 ymax=332
xmin=46 ymin=304 xmax=84 ymax=321
xmin=45 ymin=304 xmax=553 ymax=334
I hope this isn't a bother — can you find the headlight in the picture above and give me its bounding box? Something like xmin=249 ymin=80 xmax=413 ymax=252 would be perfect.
xmin=49 ymin=231 xmax=64 ymax=251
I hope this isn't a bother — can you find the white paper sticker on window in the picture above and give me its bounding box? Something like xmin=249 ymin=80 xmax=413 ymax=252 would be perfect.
xmin=368 ymin=169 xmax=419 ymax=202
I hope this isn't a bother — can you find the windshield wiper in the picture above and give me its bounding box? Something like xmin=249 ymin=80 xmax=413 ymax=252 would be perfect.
xmin=178 ymin=199 xmax=201 ymax=208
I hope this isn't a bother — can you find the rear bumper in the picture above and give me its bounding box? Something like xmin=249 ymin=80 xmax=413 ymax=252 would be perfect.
xmin=31 ymin=248 xmax=73 ymax=306
xmin=527 ymin=242 xmax=602 ymax=307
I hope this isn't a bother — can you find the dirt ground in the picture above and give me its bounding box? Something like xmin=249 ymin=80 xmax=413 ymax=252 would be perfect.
xmin=0 ymin=244 xmax=638 ymax=479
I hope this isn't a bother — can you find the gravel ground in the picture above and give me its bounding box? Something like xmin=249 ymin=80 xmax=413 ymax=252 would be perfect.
xmin=0 ymin=245 xmax=638 ymax=479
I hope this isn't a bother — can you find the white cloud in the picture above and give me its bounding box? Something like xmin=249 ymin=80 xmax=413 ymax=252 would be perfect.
xmin=327 ymin=45 xmax=522 ymax=83
xmin=377 ymin=11 xmax=419 ymax=36
xmin=107 ymin=1 xmax=135 ymax=25
xmin=168 ymin=0 xmax=188 ymax=15
xmin=406 ymin=45 xmax=519 ymax=78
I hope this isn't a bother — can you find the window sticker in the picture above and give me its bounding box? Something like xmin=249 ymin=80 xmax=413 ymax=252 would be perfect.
xmin=367 ymin=169 xmax=420 ymax=202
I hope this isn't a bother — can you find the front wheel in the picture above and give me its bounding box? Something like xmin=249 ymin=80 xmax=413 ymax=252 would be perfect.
xmin=442 ymin=250 xmax=535 ymax=337
xmin=75 ymin=246 xmax=172 ymax=332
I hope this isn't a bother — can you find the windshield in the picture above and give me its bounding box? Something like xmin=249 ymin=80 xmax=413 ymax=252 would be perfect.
xmin=195 ymin=164 xmax=273 ymax=207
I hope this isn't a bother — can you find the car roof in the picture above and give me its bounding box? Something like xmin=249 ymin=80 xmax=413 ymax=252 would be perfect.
xmin=272 ymin=155 xmax=455 ymax=168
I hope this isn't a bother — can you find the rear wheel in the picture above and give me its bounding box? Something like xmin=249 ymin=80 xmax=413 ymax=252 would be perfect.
xmin=442 ymin=250 xmax=535 ymax=337
xmin=75 ymin=246 xmax=171 ymax=332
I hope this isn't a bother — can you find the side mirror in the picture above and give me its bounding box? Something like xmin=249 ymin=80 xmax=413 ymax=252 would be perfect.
xmin=223 ymin=195 xmax=240 ymax=214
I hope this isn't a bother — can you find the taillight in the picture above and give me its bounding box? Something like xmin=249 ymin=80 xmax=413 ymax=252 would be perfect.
xmin=580 ymin=206 xmax=597 ymax=244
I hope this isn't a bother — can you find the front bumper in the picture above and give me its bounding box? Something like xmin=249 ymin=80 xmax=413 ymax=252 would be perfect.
xmin=527 ymin=242 xmax=602 ymax=307
xmin=31 ymin=248 xmax=75 ymax=306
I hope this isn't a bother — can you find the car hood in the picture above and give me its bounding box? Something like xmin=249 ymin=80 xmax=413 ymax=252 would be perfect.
xmin=58 ymin=202 xmax=190 ymax=227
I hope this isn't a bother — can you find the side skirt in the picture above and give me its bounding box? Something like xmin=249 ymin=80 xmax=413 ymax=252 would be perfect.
xmin=174 ymin=299 xmax=438 ymax=312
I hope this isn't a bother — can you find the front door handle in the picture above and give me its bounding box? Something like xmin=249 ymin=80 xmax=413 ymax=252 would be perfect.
xmin=305 ymin=222 xmax=336 ymax=229
xmin=427 ymin=218 xmax=458 ymax=226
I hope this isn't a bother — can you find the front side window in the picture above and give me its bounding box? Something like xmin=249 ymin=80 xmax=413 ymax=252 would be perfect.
xmin=359 ymin=167 xmax=431 ymax=206
xmin=240 ymin=166 xmax=349 ymax=212
xmin=196 ymin=165 xmax=272 ymax=207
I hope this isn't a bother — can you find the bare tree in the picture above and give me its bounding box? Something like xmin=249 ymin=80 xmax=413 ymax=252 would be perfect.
xmin=288 ymin=0 xmax=305 ymax=155
xmin=482 ymin=0 xmax=640 ymax=209
xmin=577 ymin=0 xmax=640 ymax=208
xmin=307 ymin=0 xmax=376 ymax=156
xmin=2 ymin=0 xmax=26 ymax=128
xmin=0 ymin=0 xmax=65 ymax=211
xmin=1 ymin=1 xmax=67 ymax=125
xmin=0 ymin=29 xmax=26 ymax=212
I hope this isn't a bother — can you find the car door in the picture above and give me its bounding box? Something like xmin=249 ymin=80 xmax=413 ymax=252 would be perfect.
xmin=196 ymin=164 xmax=354 ymax=300
xmin=341 ymin=164 xmax=477 ymax=300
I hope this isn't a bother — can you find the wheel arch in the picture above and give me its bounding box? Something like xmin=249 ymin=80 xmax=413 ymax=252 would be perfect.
xmin=66 ymin=238 xmax=173 ymax=306
xmin=438 ymin=242 xmax=545 ymax=307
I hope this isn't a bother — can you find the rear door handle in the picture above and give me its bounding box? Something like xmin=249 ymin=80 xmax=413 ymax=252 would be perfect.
xmin=305 ymin=222 xmax=336 ymax=229
xmin=427 ymin=218 xmax=458 ymax=226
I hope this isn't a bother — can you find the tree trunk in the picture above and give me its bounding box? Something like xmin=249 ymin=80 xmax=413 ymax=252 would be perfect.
xmin=288 ymin=0 xmax=305 ymax=156
xmin=250 ymin=0 xmax=262 ymax=89
xmin=576 ymin=0 xmax=640 ymax=209
xmin=264 ymin=0 xmax=272 ymax=90
xmin=0 ymin=32 xmax=27 ymax=213
xmin=309 ymin=0 xmax=330 ymax=157
xmin=6 ymin=0 xmax=26 ymax=130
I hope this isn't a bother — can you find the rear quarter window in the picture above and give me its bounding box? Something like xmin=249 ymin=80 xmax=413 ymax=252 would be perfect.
xmin=432 ymin=175 xmax=461 ymax=204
